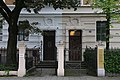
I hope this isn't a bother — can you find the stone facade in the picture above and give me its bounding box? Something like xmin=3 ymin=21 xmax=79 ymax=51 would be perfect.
xmin=1 ymin=1 xmax=120 ymax=61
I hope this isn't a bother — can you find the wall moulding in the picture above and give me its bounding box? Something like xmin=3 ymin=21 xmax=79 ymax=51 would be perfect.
xmin=43 ymin=18 xmax=54 ymax=26
xmin=71 ymin=18 xmax=79 ymax=26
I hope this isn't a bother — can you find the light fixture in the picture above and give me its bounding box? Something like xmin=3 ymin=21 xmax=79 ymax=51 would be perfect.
xmin=70 ymin=31 xmax=75 ymax=36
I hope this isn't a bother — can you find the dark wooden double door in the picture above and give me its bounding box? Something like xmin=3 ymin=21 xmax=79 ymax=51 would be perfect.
xmin=43 ymin=30 xmax=56 ymax=60
xmin=43 ymin=30 xmax=82 ymax=61
xmin=69 ymin=30 xmax=82 ymax=61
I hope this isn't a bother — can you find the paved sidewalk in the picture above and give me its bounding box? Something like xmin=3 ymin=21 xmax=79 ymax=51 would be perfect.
xmin=0 ymin=68 xmax=120 ymax=80
xmin=0 ymin=76 xmax=120 ymax=80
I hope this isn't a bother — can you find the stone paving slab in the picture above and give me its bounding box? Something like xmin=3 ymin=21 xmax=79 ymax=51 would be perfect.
xmin=0 ymin=76 xmax=120 ymax=80
xmin=0 ymin=68 xmax=120 ymax=80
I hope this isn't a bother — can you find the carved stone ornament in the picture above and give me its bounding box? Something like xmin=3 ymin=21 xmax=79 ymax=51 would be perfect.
xmin=44 ymin=18 xmax=53 ymax=26
xmin=70 ymin=18 xmax=79 ymax=26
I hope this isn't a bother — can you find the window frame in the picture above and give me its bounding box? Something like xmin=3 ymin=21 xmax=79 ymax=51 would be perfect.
xmin=96 ymin=21 xmax=107 ymax=41
xmin=0 ymin=21 xmax=2 ymax=41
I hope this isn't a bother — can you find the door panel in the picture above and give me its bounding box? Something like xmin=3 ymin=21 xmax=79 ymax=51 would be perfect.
xmin=43 ymin=31 xmax=56 ymax=60
xmin=69 ymin=30 xmax=82 ymax=61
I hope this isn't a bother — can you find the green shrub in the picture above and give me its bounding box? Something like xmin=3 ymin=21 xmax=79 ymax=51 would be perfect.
xmin=104 ymin=49 xmax=120 ymax=73
xmin=0 ymin=64 xmax=17 ymax=71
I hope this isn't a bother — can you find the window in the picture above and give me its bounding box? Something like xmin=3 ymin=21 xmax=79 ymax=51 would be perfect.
xmin=18 ymin=21 xmax=29 ymax=41
xmin=82 ymin=0 xmax=92 ymax=5
xmin=5 ymin=0 xmax=34 ymax=5
xmin=0 ymin=21 xmax=2 ymax=41
xmin=5 ymin=0 xmax=15 ymax=5
xmin=18 ymin=29 xmax=29 ymax=41
xmin=96 ymin=21 xmax=107 ymax=41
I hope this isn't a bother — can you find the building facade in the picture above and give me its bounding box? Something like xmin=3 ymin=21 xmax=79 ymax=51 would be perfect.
xmin=1 ymin=0 xmax=120 ymax=61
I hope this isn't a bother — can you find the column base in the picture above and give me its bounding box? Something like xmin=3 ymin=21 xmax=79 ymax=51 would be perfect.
xmin=18 ymin=69 xmax=26 ymax=77
xmin=97 ymin=68 xmax=105 ymax=76
xmin=57 ymin=69 xmax=64 ymax=76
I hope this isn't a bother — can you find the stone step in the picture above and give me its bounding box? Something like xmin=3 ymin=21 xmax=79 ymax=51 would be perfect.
xmin=35 ymin=61 xmax=58 ymax=68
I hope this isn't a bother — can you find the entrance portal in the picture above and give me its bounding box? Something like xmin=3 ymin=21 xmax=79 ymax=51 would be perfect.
xmin=43 ymin=30 xmax=56 ymax=60
xmin=69 ymin=30 xmax=82 ymax=61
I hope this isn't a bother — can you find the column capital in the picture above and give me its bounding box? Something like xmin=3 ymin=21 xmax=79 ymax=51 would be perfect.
xmin=57 ymin=44 xmax=64 ymax=47
xmin=18 ymin=41 xmax=26 ymax=48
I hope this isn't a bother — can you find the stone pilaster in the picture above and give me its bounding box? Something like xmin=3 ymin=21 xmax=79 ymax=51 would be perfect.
xmin=18 ymin=41 xmax=26 ymax=77
xmin=97 ymin=46 xmax=105 ymax=76
xmin=57 ymin=43 xmax=64 ymax=76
